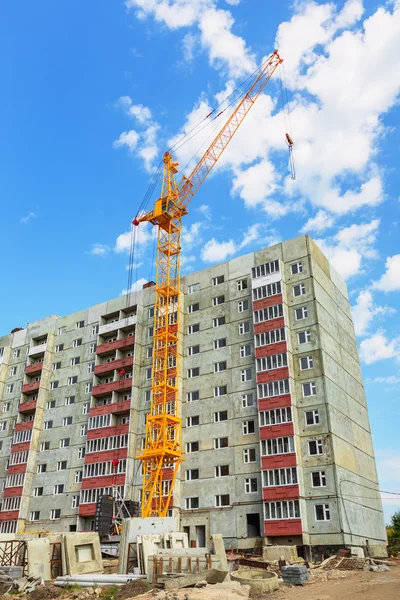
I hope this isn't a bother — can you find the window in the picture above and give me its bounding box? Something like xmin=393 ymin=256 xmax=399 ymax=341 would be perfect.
xmin=240 ymin=344 xmax=252 ymax=358
xmin=188 ymin=283 xmax=200 ymax=294
xmin=259 ymin=407 xmax=292 ymax=427
xmin=44 ymin=420 xmax=53 ymax=430
xmin=58 ymin=326 xmax=66 ymax=335
xmin=264 ymin=500 xmax=300 ymax=520
xmin=2 ymin=403 xmax=10 ymax=413
xmin=212 ymin=295 xmax=225 ymax=307
xmin=214 ymin=338 xmax=226 ymax=350
xmin=6 ymin=384 xmax=14 ymax=394
xmin=263 ymin=467 xmax=298 ymax=487
xmin=40 ymin=441 xmax=50 ymax=451
xmin=239 ymin=322 xmax=250 ymax=335
xmin=300 ymin=356 xmax=313 ymax=370
xmin=72 ymin=496 xmax=80 ymax=509
xmin=68 ymin=376 xmax=78 ymax=385
xmin=145 ymin=367 xmax=152 ymax=380
xmin=291 ymin=262 xmax=303 ymax=275
xmin=83 ymin=402 xmax=90 ymax=415
xmin=188 ymin=303 xmax=200 ymax=314
xmin=254 ymin=303 xmax=283 ymax=324
xmin=85 ymin=383 xmax=92 ymax=394
xmin=146 ymin=347 xmax=153 ymax=359
xmin=214 ymin=361 xmax=227 ymax=373
xmin=30 ymin=511 xmax=40 ymax=521
xmin=63 ymin=417 xmax=73 ymax=426
xmin=242 ymin=393 xmax=255 ymax=408
xmin=215 ymin=494 xmax=230 ymax=507
xmin=242 ymin=420 xmax=255 ymax=435
xmin=185 ymin=469 xmax=199 ymax=481
xmin=55 ymin=344 xmax=64 ymax=352
xmin=89 ymin=343 xmax=97 ymax=354
xmin=315 ymin=504 xmax=330 ymax=521
xmin=214 ymin=437 xmax=228 ymax=449
xmin=309 ymin=439 xmax=323 ymax=455
xmin=187 ymin=390 xmax=199 ymax=402
xmin=187 ymin=367 xmax=200 ymax=378
xmin=213 ymin=316 xmax=226 ymax=327
xmin=214 ymin=411 xmax=228 ymax=422
xmin=147 ymin=326 xmax=154 ymax=338
xmin=312 ymin=471 xmax=326 ymax=487
xmin=298 ymin=330 xmax=311 ymax=344
xmin=70 ymin=357 xmax=80 ymax=367
xmin=37 ymin=464 xmax=47 ymax=474
xmin=92 ymin=324 xmax=99 ymax=335
xmin=245 ymin=478 xmax=258 ymax=493
xmin=253 ymin=281 xmax=281 ymax=301
xmin=188 ymin=323 xmax=200 ymax=334
xmin=295 ymin=307 xmax=308 ymax=320
xmin=238 ymin=300 xmax=249 ymax=313
xmin=188 ymin=345 xmax=200 ymax=356
xmin=293 ymin=283 xmax=306 ymax=297
xmin=255 ymin=328 xmax=285 ymax=348
xmin=215 ymin=465 xmax=229 ymax=477
xmin=252 ymin=260 xmax=279 ymax=279
xmin=256 ymin=354 xmax=287 ymax=372
xmin=214 ymin=386 xmax=227 ymax=397
xmin=186 ymin=415 xmax=200 ymax=427
xmin=148 ymin=307 xmax=155 ymax=319
xmin=186 ymin=441 xmax=199 ymax=453
xmin=185 ymin=497 xmax=199 ymax=509
xmin=212 ymin=275 xmax=224 ymax=286
xmin=305 ymin=410 xmax=320 ymax=425
xmin=65 ymin=396 xmax=75 ymax=406
xmin=50 ymin=509 xmax=61 ymax=520
xmin=261 ymin=436 xmax=295 ymax=456
xmin=73 ymin=338 xmax=82 ymax=348
xmin=303 ymin=382 xmax=317 ymax=397
xmin=10 ymin=366 xmax=17 ymax=376
xmin=237 ymin=278 xmax=248 ymax=291
xmin=241 ymin=368 xmax=252 ymax=382
xmin=78 ymin=447 xmax=85 ymax=459
xmin=60 ymin=438 xmax=70 ymax=448
xmin=13 ymin=349 xmax=21 ymax=359
xmin=33 ymin=487 xmax=43 ymax=497
xmin=57 ymin=461 xmax=67 ymax=471
xmin=75 ymin=471 xmax=83 ymax=483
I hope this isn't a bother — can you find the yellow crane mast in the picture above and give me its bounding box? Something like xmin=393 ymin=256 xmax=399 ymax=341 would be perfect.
xmin=134 ymin=50 xmax=285 ymax=518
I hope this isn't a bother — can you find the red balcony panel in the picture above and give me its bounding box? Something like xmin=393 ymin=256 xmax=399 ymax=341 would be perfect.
xmin=261 ymin=454 xmax=297 ymax=470
xmin=26 ymin=362 xmax=43 ymax=375
xmin=264 ymin=519 xmax=302 ymax=537
xmin=81 ymin=474 xmax=126 ymax=489
xmin=253 ymin=294 xmax=283 ymax=312
xmin=92 ymin=379 xmax=133 ymax=398
xmin=254 ymin=318 xmax=285 ymax=335
xmin=89 ymin=400 xmax=131 ymax=417
xmin=78 ymin=503 xmax=97 ymax=517
xmin=94 ymin=356 xmax=134 ymax=376
xmin=255 ymin=342 xmax=287 ymax=358
xmin=96 ymin=337 xmax=135 ymax=356
xmin=259 ymin=423 xmax=294 ymax=440
xmin=84 ymin=448 xmax=128 ymax=464
xmin=19 ymin=400 xmax=37 ymax=414
xmin=7 ymin=464 xmax=27 ymax=475
xmin=262 ymin=485 xmax=299 ymax=501
xmin=258 ymin=394 xmax=292 ymax=412
xmin=256 ymin=367 xmax=289 ymax=385
xmin=3 ymin=487 xmax=24 ymax=498
xmin=15 ymin=421 xmax=34 ymax=432
xmin=22 ymin=381 xmax=40 ymax=395
xmin=0 ymin=511 xmax=20 ymax=522
xmin=11 ymin=442 xmax=30 ymax=453
xmin=87 ymin=423 xmax=129 ymax=440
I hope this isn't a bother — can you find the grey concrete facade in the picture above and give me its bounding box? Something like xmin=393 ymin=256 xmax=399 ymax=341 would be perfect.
xmin=0 ymin=235 xmax=386 ymax=555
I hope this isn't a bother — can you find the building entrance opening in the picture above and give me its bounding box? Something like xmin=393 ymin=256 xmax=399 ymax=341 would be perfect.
xmin=246 ymin=514 xmax=260 ymax=537
xmin=196 ymin=525 xmax=206 ymax=547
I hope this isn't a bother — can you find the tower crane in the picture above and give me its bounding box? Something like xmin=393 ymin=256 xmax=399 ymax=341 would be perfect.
xmin=134 ymin=50 xmax=291 ymax=518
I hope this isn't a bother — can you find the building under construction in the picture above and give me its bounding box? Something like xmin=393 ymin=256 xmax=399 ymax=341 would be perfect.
xmin=0 ymin=235 xmax=387 ymax=556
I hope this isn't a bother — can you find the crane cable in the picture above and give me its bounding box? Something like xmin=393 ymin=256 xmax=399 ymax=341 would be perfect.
xmin=279 ymin=63 xmax=296 ymax=180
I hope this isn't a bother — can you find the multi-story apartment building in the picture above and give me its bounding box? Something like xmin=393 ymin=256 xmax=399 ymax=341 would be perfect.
xmin=0 ymin=235 xmax=387 ymax=557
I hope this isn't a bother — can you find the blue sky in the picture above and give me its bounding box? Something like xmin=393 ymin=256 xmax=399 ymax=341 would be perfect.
xmin=1 ymin=0 xmax=399 ymax=521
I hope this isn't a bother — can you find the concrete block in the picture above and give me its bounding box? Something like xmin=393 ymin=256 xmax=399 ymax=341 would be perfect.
xmin=169 ymin=532 xmax=189 ymax=549
xmin=211 ymin=534 xmax=228 ymax=572
xmin=27 ymin=538 xmax=51 ymax=580
xmin=263 ymin=545 xmax=298 ymax=562
xmin=63 ymin=532 xmax=103 ymax=575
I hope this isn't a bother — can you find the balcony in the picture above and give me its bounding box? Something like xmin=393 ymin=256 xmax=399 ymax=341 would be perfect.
xmin=26 ymin=362 xmax=43 ymax=376
xmin=22 ymin=381 xmax=40 ymax=395
xmin=99 ymin=315 xmax=136 ymax=336
xmin=19 ymin=400 xmax=37 ymax=414
xmin=28 ymin=343 xmax=47 ymax=357
xmin=90 ymin=400 xmax=131 ymax=417
xmin=96 ymin=336 xmax=135 ymax=356
xmin=92 ymin=378 xmax=133 ymax=398
xmin=94 ymin=355 xmax=133 ymax=376
xmin=15 ymin=421 xmax=34 ymax=432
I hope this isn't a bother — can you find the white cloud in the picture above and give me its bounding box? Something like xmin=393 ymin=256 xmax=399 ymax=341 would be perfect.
xmin=20 ymin=211 xmax=37 ymax=224
xmin=181 ymin=254 xmax=196 ymax=268
xmin=113 ymin=130 xmax=139 ymax=151
xmin=182 ymin=221 xmax=204 ymax=249
xmin=300 ymin=210 xmax=334 ymax=233
xmin=201 ymin=224 xmax=280 ymax=263
xmin=373 ymin=254 xmax=400 ymax=292
xmin=122 ymin=277 xmax=148 ymax=295
xmin=182 ymin=32 xmax=197 ymax=61
xmin=359 ymin=330 xmax=400 ymax=364
xmin=117 ymin=96 xmax=152 ymax=123
xmin=90 ymin=244 xmax=110 ymax=256
xmin=201 ymin=238 xmax=236 ymax=262
xmin=114 ymin=221 xmax=156 ymax=253
xmin=351 ymin=290 xmax=394 ymax=336
xmin=197 ymin=204 xmax=211 ymax=220
xmin=372 ymin=376 xmax=400 ymax=385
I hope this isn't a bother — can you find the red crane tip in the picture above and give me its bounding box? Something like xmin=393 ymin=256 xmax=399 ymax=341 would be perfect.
xmin=132 ymin=218 xmax=139 ymax=226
